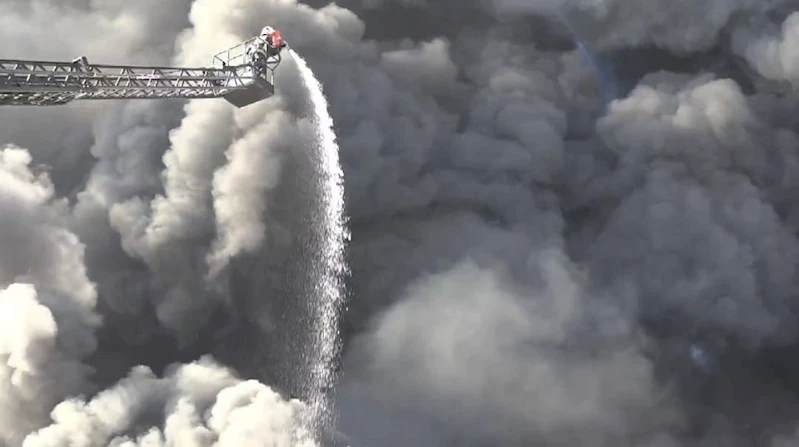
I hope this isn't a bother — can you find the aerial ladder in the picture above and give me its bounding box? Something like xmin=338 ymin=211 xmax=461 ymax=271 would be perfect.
xmin=0 ymin=29 xmax=286 ymax=109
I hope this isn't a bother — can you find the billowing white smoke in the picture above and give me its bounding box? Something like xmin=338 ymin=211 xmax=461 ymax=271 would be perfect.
xmin=0 ymin=143 xmax=319 ymax=446
xmin=0 ymin=0 xmax=352 ymax=445
xmin=0 ymin=147 xmax=98 ymax=447
xmin=338 ymin=252 xmax=680 ymax=446
xmin=731 ymin=11 xmax=799 ymax=86
xmin=23 ymin=356 xmax=313 ymax=447
xmin=7 ymin=0 xmax=799 ymax=446
xmin=106 ymin=1 xmax=290 ymax=340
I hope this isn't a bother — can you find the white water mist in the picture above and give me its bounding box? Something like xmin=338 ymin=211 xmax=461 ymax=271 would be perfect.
xmin=290 ymin=49 xmax=350 ymax=438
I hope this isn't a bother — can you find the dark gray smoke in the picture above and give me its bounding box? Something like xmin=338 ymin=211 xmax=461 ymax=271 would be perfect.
xmin=4 ymin=0 xmax=799 ymax=445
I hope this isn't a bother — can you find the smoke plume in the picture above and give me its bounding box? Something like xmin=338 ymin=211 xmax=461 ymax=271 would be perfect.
xmin=5 ymin=0 xmax=799 ymax=446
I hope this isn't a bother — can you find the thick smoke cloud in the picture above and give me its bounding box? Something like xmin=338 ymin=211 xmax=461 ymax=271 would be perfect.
xmin=339 ymin=253 xmax=683 ymax=446
xmin=1 ymin=0 xmax=346 ymax=444
xmin=23 ymin=356 xmax=313 ymax=446
xmin=731 ymin=10 xmax=799 ymax=85
xmin=491 ymin=0 xmax=784 ymax=53
xmin=0 ymin=147 xmax=98 ymax=446
xmin=5 ymin=0 xmax=799 ymax=446
xmin=589 ymin=74 xmax=799 ymax=346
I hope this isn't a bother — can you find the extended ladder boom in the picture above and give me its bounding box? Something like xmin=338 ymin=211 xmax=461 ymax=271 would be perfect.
xmin=0 ymin=36 xmax=282 ymax=108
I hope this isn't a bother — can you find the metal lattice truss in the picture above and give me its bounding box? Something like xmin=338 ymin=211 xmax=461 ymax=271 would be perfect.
xmin=0 ymin=55 xmax=276 ymax=106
